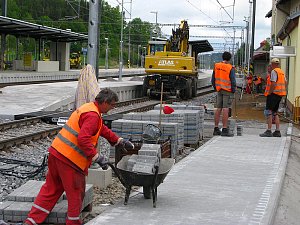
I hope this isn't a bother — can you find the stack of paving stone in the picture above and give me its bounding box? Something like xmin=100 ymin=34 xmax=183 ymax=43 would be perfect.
xmin=126 ymin=143 xmax=161 ymax=174
xmin=154 ymin=104 xmax=205 ymax=144
xmin=0 ymin=180 xmax=93 ymax=224
xmin=111 ymin=119 xmax=179 ymax=157
xmin=123 ymin=112 xmax=184 ymax=151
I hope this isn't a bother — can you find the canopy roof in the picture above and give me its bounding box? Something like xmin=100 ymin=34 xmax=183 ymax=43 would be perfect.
xmin=0 ymin=16 xmax=88 ymax=42
xmin=189 ymin=40 xmax=214 ymax=54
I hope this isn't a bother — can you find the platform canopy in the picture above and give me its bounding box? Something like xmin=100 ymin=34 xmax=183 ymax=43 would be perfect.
xmin=0 ymin=16 xmax=88 ymax=42
xmin=189 ymin=40 xmax=214 ymax=54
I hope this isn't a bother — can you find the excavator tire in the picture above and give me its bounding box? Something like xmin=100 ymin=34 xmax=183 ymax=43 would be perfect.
xmin=192 ymin=78 xmax=197 ymax=97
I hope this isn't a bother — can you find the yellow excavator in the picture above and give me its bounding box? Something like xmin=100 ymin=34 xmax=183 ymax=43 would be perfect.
xmin=143 ymin=20 xmax=213 ymax=99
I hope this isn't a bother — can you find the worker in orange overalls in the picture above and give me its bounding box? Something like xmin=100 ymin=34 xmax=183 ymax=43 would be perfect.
xmin=260 ymin=58 xmax=287 ymax=137
xmin=245 ymin=73 xmax=253 ymax=94
xmin=24 ymin=88 xmax=134 ymax=225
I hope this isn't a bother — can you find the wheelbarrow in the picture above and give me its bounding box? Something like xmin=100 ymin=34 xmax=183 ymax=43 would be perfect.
xmin=108 ymin=155 xmax=175 ymax=208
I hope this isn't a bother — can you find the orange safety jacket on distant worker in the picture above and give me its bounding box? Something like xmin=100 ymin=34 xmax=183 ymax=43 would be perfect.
xmin=51 ymin=102 xmax=102 ymax=171
xmin=214 ymin=62 xmax=233 ymax=92
xmin=272 ymin=68 xmax=286 ymax=96
xmin=253 ymin=76 xmax=262 ymax=85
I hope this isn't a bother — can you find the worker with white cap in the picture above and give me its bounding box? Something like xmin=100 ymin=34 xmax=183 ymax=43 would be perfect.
xmin=260 ymin=58 xmax=287 ymax=137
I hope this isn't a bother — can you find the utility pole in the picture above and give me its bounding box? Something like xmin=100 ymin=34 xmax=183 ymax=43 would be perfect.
xmin=1 ymin=0 xmax=7 ymax=71
xmin=105 ymin=37 xmax=109 ymax=70
xmin=150 ymin=11 xmax=158 ymax=39
xmin=247 ymin=1 xmax=253 ymax=77
xmin=137 ymin=44 xmax=141 ymax=68
xmin=232 ymin=28 xmax=236 ymax=66
xmin=243 ymin=17 xmax=249 ymax=69
xmin=250 ymin=0 xmax=256 ymax=62
xmin=118 ymin=0 xmax=124 ymax=81
xmin=87 ymin=0 xmax=100 ymax=79
xmin=128 ymin=23 xmax=131 ymax=68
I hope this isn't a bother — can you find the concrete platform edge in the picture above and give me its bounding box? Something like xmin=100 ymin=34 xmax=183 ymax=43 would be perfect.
xmin=262 ymin=123 xmax=292 ymax=225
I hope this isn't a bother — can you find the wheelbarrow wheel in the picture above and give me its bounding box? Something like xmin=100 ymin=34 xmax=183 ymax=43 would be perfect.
xmin=143 ymin=186 xmax=152 ymax=199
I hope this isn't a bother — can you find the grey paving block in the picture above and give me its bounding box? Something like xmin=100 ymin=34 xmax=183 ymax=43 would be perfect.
xmin=0 ymin=201 xmax=14 ymax=215
xmin=7 ymin=180 xmax=52 ymax=203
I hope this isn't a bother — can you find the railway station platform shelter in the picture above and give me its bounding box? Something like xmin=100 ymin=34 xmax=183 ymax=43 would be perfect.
xmin=0 ymin=15 xmax=88 ymax=72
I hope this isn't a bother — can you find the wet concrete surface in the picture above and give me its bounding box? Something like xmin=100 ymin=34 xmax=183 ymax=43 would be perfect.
xmin=232 ymin=92 xmax=266 ymax=122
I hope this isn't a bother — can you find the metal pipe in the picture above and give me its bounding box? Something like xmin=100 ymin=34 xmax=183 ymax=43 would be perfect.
xmin=105 ymin=37 xmax=109 ymax=70
xmin=87 ymin=0 xmax=100 ymax=79
xmin=118 ymin=0 xmax=124 ymax=81
xmin=250 ymin=0 xmax=256 ymax=63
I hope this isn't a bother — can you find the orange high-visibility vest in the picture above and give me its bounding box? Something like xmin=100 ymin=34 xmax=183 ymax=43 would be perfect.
xmin=253 ymin=77 xmax=262 ymax=85
xmin=272 ymin=68 xmax=286 ymax=96
xmin=264 ymin=74 xmax=271 ymax=96
xmin=214 ymin=62 xmax=233 ymax=92
xmin=52 ymin=102 xmax=103 ymax=171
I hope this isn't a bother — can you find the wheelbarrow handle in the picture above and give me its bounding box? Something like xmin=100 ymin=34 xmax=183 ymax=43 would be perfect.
xmin=107 ymin=162 xmax=129 ymax=188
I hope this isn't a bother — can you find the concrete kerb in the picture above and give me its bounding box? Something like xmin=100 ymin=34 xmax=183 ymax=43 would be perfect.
xmin=260 ymin=123 xmax=292 ymax=225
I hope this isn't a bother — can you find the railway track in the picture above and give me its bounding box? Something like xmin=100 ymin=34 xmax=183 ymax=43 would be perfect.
xmin=0 ymin=85 xmax=214 ymax=151
xmin=0 ymin=97 xmax=159 ymax=151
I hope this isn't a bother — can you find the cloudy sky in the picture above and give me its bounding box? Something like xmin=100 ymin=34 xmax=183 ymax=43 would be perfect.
xmin=105 ymin=0 xmax=272 ymax=52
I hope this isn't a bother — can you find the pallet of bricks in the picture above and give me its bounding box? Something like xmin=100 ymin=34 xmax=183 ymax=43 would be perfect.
xmin=111 ymin=119 xmax=176 ymax=164
xmin=0 ymin=180 xmax=93 ymax=224
xmin=111 ymin=103 xmax=205 ymax=160
xmin=114 ymin=138 xmax=171 ymax=165
xmin=154 ymin=103 xmax=205 ymax=147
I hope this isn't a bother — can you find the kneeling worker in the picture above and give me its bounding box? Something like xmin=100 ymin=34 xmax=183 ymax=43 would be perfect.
xmin=24 ymin=88 xmax=134 ymax=225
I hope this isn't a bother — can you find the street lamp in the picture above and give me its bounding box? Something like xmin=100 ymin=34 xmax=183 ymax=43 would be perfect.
xmin=137 ymin=44 xmax=141 ymax=68
xmin=150 ymin=11 xmax=158 ymax=39
xmin=141 ymin=46 xmax=146 ymax=68
xmin=105 ymin=37 xmax=109 ymax=70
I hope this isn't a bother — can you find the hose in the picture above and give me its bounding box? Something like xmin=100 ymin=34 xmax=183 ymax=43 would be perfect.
xmin=0 ymin=154 xmax=48 ymax=179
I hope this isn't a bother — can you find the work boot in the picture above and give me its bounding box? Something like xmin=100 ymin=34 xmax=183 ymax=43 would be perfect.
xmin=221 ymin=128 xmax=234 ymax=137
xmin=272 ymin=130 xmax=281 ymax=137
xmin=259 ymin=130 xmax=273 ymax=137
xmin=213 ymin=127 xmax=221 ymax=136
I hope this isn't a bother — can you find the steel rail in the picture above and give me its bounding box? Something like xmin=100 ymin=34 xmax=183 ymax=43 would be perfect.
xmin=0 ymin=97 xmax=150 ymax=132
xmin=0 ymin=99 xmax=156 ymax=150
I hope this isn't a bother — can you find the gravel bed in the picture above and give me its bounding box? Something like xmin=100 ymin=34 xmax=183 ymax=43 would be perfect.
xmin=0 ymin=123 xmax=58 ymax=140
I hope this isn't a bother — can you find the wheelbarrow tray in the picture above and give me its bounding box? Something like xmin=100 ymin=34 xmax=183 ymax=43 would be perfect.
xmin=109 ymin=155 xmax=175 ymax=207
xmin=116 ymin=155 xmax=175 ymax=187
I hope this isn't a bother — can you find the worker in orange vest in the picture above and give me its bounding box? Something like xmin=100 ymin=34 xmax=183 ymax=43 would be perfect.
xmin=24 ymin=88 xmax=134 ymax=225
xmin=211 ymin=51 xmax=236 ymax=137
xmin=253 ymin=75 xmax=262 ymax=93
xmin=260 ymin=58 xmax=287 ymax=137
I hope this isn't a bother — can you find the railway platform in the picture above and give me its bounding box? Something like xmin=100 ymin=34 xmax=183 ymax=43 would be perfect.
xmin=0 ymin=72 xmax=212 ymax=120
xmin=0 ymin=77 xmax=144 ymax=120
xmin=0 ymin=68 xmax=146 ymax=85
xmin=86 ymin=123 xmax=292 ymax=225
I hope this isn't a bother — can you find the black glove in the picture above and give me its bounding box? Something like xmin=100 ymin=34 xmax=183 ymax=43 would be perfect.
xmin=94 ymin=155 xmax=109 ymax=170
xmin=117 ymin=139 xmax=135 ymax=151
